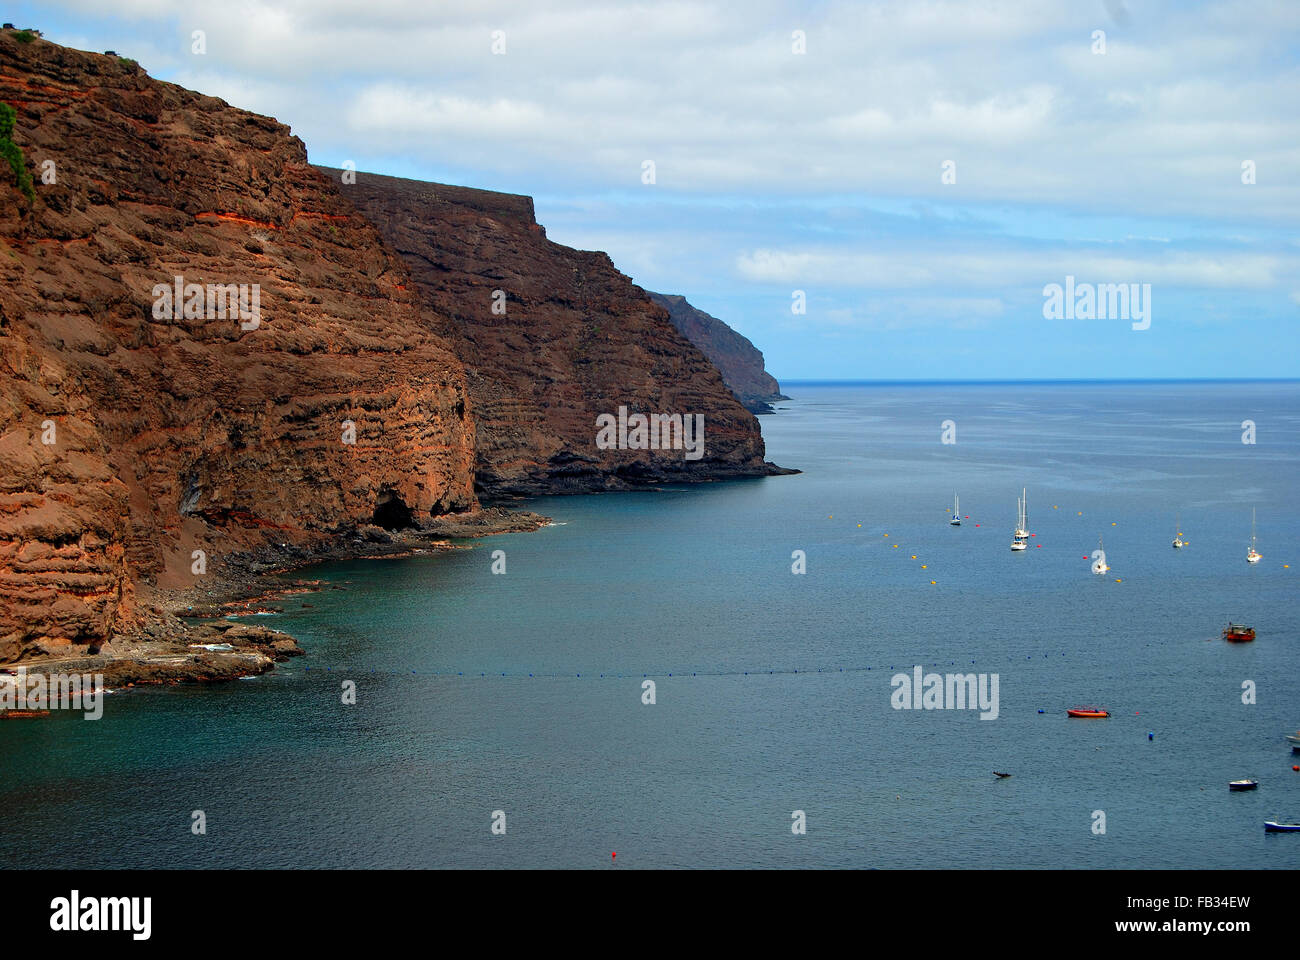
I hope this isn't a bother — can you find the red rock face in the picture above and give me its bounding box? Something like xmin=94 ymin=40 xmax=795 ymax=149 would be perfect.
xmin=322 ymin=169 xmax=787 ymax=496
xmin=647 ymin=292 xmax=787 ymax=414
xmin=0 ymin=37 xmax=477 ymax=658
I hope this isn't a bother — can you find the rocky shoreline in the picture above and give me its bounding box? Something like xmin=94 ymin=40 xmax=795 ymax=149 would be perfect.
xmin=3 ymin=507 xmax=548 ymax=688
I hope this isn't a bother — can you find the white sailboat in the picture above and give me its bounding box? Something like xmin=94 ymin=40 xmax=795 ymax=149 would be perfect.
xmin=1172 ymin=514 xmax=1186 ymax=549
xmin=1092 ymin=534 xmax=1109 ymax=574
xmin=1010 ymin=488 xmax=1029 ymax=551
xmin=949 ymin=493 xmax=961 ymax=526
xmin=1247 ymin=508 xmax=1262 ymax=563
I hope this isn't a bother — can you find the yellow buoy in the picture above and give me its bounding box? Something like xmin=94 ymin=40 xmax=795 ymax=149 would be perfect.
xmin=893 ymin=544 xmax=899 ymax=548
xmin=857 ymin=523 xmax=861 ymax=527
xmin=1115 ymin=578 xmax=1122 ymax=582
xmin=921 ymin=564 xmax=927 ymax=569
xmin=930 ymin=580 xmax=936 ymax=584
xmin=911 ymin=555 xmax=917 ymax=559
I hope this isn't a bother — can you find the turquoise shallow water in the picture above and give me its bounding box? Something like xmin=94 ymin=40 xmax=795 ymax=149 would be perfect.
xmin=2 ymin=381 xmax=1298 ymax=868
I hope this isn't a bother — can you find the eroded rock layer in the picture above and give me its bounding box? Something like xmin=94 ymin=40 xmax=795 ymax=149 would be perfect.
xmin=0 ymin=36 xmax=477 ymax=658
xmin=320 ymin=168 xmax=787 ymax=496
xmin=647 ymin=292 xmax=787 ymax=414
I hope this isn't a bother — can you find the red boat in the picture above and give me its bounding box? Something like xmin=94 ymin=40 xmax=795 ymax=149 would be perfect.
xmin=1068 ymin=707 xmax=1109 ymax=718
xmin=1222 ymin=623 xmax=1255 ymax=642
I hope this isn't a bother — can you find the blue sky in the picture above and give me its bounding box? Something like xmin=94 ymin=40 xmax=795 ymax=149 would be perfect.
xmin=12 ymin=0 xmax=1299 ymax=380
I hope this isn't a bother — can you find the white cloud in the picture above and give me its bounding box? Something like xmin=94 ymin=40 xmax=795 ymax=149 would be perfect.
xmin=735 ymin=248 xmax=1289 ymax=290
xmin=42 ymin=0 xmax=1298 ymax=219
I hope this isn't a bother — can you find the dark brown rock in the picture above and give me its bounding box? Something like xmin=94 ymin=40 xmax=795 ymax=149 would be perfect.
xmin=0 ymin=35 xmax=477 ymax=659
xmin=647 ymin=292 xmax=787 ymax=414
xmin=320 ymin=168 xmax=792 ymax=497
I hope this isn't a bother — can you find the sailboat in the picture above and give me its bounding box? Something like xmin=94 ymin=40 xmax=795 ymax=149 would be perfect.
xmin=1092 ymin=534 xmax=1109 ymax=574
xmin=1010 ymin=488 xmax=1028 ymax=551
xmin=1247 ymin=508 xmax=1262 ymax=563
xmin=949 ymin=493 xmax=961 ymax=526
xmin=1172 ymin=514 xmax=1186 ymax=549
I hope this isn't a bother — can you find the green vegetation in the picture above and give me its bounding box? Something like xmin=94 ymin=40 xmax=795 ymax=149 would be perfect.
xmin=118 ymin=57 xmax=137 ymax=68
xmin=12 ymin=30 xmax=36 ymax=44
xmin=0 ymin=102 xmax=36 ymax=202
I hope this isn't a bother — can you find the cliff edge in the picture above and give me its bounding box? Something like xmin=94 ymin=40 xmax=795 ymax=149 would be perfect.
xmin=321 ymin=168 xmax=791 ymax=497
xmin=0 ymin=34 xmax=477 ymax=660
xmin=647 ymin=292 xmax=787 ymax=414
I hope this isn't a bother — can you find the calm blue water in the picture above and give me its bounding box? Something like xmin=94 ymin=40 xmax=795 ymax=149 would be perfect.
xmin=3 ymin=381 xmax=1298 ymax=868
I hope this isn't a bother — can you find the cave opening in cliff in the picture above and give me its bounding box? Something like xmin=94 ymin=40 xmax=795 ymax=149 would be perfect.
xmin=371 ymin=494 xmax=415 ymax=531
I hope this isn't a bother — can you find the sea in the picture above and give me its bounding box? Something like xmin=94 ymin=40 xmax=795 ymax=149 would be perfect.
xmin=2 ymin=380 xmax=1297 ymax=869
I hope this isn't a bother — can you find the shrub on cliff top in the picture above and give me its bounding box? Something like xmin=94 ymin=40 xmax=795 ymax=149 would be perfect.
xmin=0 ymin=102 xmax=36 ymax=202
xmin=12 ymin=30 xmax=36 ymax=43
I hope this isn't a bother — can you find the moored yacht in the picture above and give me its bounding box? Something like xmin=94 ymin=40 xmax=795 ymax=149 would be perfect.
xmin=1092 ymin=534 xmax=1109 ymax=574
xmin=1010 ymin=488 xmax=1029 ymax=551
xmin=1247 ymin=508 xmax=1262 ymax=563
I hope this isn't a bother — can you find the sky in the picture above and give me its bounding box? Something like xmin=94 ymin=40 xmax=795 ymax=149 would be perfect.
xmin=11 ymin=0 xmax=1300 ymax=380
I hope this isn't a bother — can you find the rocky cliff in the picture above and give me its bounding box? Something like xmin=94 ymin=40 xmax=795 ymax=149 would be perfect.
xmin=320 ymin=168 xmax=788 ymax=496
xmin=647 ymin=292 xmax=787 ymax=414
xmin=0 ymin=34 xmax=477 ymax=660
xmin=0 ymin=33 xmax=791 ymax=663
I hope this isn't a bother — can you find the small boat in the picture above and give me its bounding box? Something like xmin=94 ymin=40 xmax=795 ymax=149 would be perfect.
xmin=1172 ymin=513 xmax=1186 ymax=549
xmin=1092 ymin=534 xmax=1109 ymax=574
xmin=1228 ymin=779 xmax=1259 ymax=791
xmin=1286 ymin=731 xmax=1300 ymax=749
xmin=993 ymin=771 xmax=1012 ymax=778
xmin=0 ymin=709 xmax=51 ymax=719
xmin=1247 ymin=508 xmax=1262 ymax=563
xmin=1011 ymin=488 xmax=1029 ymax=551
xmin=1067 ymin=706 xmax=1109 ymax=718
xmin=950 ymin=493 xmax=961 ymax=526
xmin=1264 ymin=821 xmax=1300 ymax=832
xmin=1222 ymin=623 xmax=1255 ymax=642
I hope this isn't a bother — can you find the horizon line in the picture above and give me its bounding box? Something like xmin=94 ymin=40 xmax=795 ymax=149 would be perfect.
xmin=775 ymin=377 xmax=1300 ymax=386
